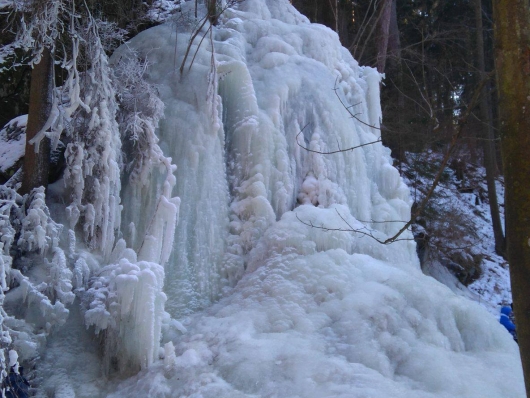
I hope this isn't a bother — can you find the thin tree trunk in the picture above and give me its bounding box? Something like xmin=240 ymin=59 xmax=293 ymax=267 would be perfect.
xmin=335 ymin=0 xmax=338 ymax=33
xmin=376 ymin=0 xmax=393 ymax=73
xmin=474 ymin=0 xmax=505 ymax=256
xmin=493 ymin=0 xmax=530 ymax=395
xmin=326 ymin=0 xmax=339 ymax=34
xmin=208 ymin=0 xmax=217 ymax=25
xmin=20 ymin=47 xmax=53 ymax=195
xmin=387 ymin=0 xmax=400 ymax=64
xmin=386 ymin=0 xmax=405 ymax=164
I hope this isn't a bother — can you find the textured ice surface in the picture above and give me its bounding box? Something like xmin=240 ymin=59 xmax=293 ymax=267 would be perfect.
xmin=110 ymin=215 xmax=522 ymax=397
xmin=109 ymin=0 xmax=525 ymax=396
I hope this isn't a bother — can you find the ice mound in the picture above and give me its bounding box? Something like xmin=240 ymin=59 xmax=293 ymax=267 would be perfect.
xmin=111 ymin=206 xmax=522 ymax=397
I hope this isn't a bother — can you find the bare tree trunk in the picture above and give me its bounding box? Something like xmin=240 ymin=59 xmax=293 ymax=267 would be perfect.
xmin=387 ymin=0 xmax=400 ymax=63
xmin=335 ymin=0 xmax=338 ymax=33
xmin=20 ymin=47 xmax=52 ymax=195
xmin=493 ymin=0 xmax=530 ymax=395
xmin=376 ymin=0 xmax=392 ymax=73
xmin=326 ymin=0 xmax=339 ymax=34
xmin=208 ymin=0 xmax=217 ymax=25
xmin=474 ymin=0 xmax=505 ymax=257
xmin=385 ymin=0 xmax=405 ymax=164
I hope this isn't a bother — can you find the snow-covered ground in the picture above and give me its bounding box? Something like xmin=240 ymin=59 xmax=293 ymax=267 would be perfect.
xmin=401 ymin=151 xmax=511 ymax=315
xmin=0 ymin=115 xmax=26 ymax=179
xmin=0 ymin=0 xmax=524 ymax=397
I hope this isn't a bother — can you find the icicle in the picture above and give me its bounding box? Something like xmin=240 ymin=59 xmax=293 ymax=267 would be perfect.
xmin=85 ymin=258 xmax=166 ymax=374
xmin=47 ymin=247 xmax=74 ymax=305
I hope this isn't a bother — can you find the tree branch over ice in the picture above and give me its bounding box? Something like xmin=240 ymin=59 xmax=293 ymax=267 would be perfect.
xmin=179 ymin=0 xmax=242 ymax=74
xmin=295 ymin=209 xmax=414 ymax=243
xmin=297 ymin=72 xmax=494 ymax=244
xmin=296 ymin=123 xmax=381 ymax=155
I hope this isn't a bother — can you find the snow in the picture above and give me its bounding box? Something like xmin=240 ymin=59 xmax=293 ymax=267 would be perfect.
xmin=401 ymin=151 xmax=512 ymax=315
xmin=147 ymin=0 xmax=183 ymax=22
xmin=0 ymin=0 xmax=524 ymax=396
xmin=0 ymin=115 xmax=26 ymax=174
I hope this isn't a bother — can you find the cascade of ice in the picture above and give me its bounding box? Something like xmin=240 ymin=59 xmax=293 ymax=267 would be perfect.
xmin=119 ymin=0 xmax=416 ymax=317
xmin=113 ymin=0 xmax=525 ymax=396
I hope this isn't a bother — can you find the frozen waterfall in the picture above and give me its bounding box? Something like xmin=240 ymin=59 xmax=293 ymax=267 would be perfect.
xmin=108 ymin=0 xmax=525 ymax=397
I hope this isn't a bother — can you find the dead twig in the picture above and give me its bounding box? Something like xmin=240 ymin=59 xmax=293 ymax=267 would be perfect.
xmin=295 ymin=123 xmax=381 ymax=155
xmin=296 ymin=72 xmax=494 ymax=244
xmin=295 ymin=209 xmax=414 ymax=244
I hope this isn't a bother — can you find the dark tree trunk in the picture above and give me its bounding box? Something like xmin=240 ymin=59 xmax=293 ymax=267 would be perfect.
xmin=376 ymin=0 xmax=393 ymax=73
xmin=20 ymin=47 xmax=53 ymax=195
xmin=387 ymin=0 xmax=400 ymax=64
xmin=493 ymin=0 xmax=530 ymax=395
xmin=474 ymin=0 xmax=505 ymax=257
xmin=334 ymin=0 xmax=338 ymax=33
xmin=208 ymin=0 xmax=217 ymax=25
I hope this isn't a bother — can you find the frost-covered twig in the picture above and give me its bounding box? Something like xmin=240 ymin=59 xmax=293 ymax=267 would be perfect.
xmin=17 ymin=187 xmax=62 ymax=255
xmin=114 ymin=50 xmax=165 ymax=185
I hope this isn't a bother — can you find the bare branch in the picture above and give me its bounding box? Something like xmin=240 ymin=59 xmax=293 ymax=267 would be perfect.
xmin=180 ymin=1 xmax=241 ymax=74
xmin=295 ymin=210 xmax=414 ymax=244
xmin=378 ymin=70 xmax=494 ymax=244
xmin=188 ymin=24 xmax=212 ymax=72
xmin=179 ymin=14 xmax=209 ymax=74
xmin=295 ymin=123 xmax=381 ymax=155
xmin=296 ymin=73 xmax=493 ymax=244
xmin=332 ymin=77 xmax=385 ymax=131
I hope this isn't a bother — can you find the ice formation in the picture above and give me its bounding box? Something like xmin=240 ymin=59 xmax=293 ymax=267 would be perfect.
xmin=105 ymin=0 xmax=524 ymax=397
xmin=1 ymin=11 xmax=179 ymax=390
xmin=0 ymin=0 xmax=524 ymax=396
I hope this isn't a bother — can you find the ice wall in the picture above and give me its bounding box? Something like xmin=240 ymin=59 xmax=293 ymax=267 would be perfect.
xmin=119 ymin=0 xmax=416 ymax=317
xmin=114 ymin=0 xmax=525 ymax=396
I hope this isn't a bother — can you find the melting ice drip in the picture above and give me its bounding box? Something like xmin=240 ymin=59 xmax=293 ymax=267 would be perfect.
xmin=112 ymin=0 xmax=524 ymax=397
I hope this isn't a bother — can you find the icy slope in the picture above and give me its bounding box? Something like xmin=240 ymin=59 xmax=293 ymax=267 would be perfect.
xmin=113 ymin=0 xmax=524 ymax=396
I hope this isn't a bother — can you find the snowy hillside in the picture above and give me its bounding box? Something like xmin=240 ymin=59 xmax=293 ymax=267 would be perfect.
xmin=401 ymin=151 xmax=512 ymax=314
xmin=0 ymin=0 xmax=524 ymax=397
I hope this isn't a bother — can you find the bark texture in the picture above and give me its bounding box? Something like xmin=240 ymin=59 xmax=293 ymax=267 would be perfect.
xmin=493 ymin=0 xmax=530 ymax=394
xmin=475 ymin=0 xmax=505 ymax=257
xmin=376 ymin=0 xmax=393 ymax=73
xmin=21 ymin=47 xmax=53 ymax=195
